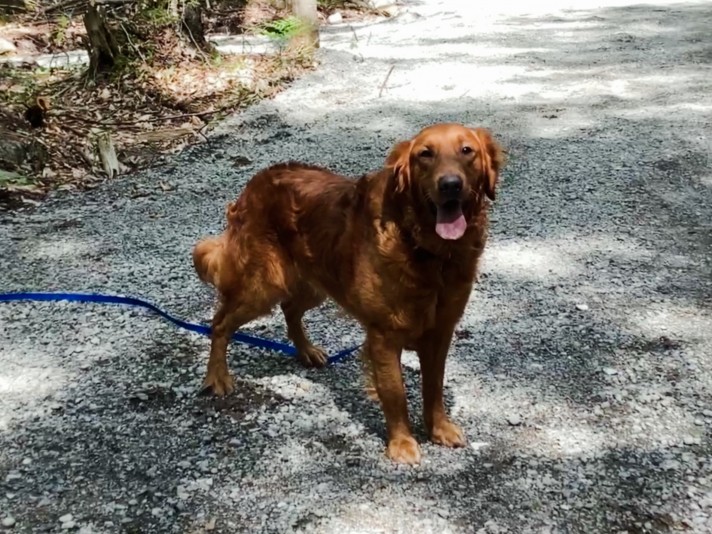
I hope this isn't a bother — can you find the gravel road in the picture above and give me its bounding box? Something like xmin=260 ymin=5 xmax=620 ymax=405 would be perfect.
xmin=1 ymin=0 xmax=712 ymax=532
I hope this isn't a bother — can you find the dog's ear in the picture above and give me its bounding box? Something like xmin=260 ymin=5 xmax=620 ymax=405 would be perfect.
xmin=385 ymin=140 xmax=412 ymax=193
xmin=471 ymin=128 xmax=504 ymax=201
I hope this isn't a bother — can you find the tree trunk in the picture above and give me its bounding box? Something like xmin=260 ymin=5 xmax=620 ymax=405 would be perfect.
xmin=83 ymin=4 xmax=122 ymax=76
xmin=181 ymin=0 xmax=212 ymax=52
xmin=290 ymin=0 xmax=319 ymax=50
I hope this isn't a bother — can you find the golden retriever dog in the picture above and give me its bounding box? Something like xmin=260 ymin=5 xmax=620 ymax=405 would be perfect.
xmin=193 ymin=123 xmax=504 ymax=464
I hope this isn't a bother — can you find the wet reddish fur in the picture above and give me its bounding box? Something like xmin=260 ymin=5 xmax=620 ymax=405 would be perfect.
xmin=193 ymin=123 xmax=504 ymax=464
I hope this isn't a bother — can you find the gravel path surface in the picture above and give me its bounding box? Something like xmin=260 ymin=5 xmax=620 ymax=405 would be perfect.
xmin=2 ymin=0 xmax=712 ymax=532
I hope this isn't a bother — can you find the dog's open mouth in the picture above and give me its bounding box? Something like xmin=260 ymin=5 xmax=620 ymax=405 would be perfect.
xmin=435 ymin=200 xmax=466 ymax=240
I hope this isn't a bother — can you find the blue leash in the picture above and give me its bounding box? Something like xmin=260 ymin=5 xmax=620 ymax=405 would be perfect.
xmin=0 ymin=292 xmax=360 ymax=364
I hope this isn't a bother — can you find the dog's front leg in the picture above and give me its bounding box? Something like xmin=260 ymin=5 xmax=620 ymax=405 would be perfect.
xmin=366 ymin=329 xmax=420 ymax=465
xmin=417 ymin=322 xmax=466 ymax=449
xmin=201 ymin=300 xmax=245 ymax=397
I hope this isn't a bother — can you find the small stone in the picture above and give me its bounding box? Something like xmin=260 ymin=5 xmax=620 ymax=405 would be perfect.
xmin=2 ymin=517 xmax=16 ymax=528
xmin=61 ymin=521 xmax=76 ymax=530
xmin=0 ymin=38 xmax=16 ymax=55
xmin=21 ymin=458 xmax=32 ymax=466
xmin=205 ymin=518 xmax=217 ymax=531
xmin=59 ymin=514 xmax=73 ymax=524
xmin=470 ymin=441 xmax=490 ymax=451
xmin=603 ymin=367 xmax=618 ymax=376
xmin=576 ymin=303 xmax=589 ymax=311
xmin=327 ymin=12 xmax=343 ymax=24
xmin=507 ymin=414 xmax=522 ymax=426
xmin=196 ymin=477 xmax=213 ymax=490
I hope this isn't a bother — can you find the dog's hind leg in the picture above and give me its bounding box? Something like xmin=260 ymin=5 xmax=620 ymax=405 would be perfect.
xmin=280 ymin=283 xmax=328 ymax=368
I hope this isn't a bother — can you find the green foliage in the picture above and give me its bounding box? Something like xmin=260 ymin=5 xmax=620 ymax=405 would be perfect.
xmin=0 ymin=169 xmax=31 ymax=187
xmin=49 ymin=14 xmax=70 ymax=47
xmin=138 ymin=6 xmax=178 ymax=27
xmin=260 ymin=16 xmax=305 ymax=40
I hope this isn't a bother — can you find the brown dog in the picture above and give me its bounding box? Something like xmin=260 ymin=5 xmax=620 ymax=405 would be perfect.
xmin=193 ymin=123 xmax=504 ymax=464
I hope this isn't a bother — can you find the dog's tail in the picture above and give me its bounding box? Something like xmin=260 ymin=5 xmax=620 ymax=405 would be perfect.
xmin=192 ymin=236 xmax=225 ymax=288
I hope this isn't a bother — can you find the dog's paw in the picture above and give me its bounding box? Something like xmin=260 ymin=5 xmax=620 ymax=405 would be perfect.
xmin=297 ymin=345 xmax=328 ymax=368
xmin=430 ymin=418 xmax=466 ymax=448
xmin=386 ymin=436 xmax=422 ymax=465
xmin=199 ymin=372 xmax=235 ymax=397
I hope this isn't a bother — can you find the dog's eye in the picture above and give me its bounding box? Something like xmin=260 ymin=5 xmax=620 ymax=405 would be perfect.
xmin=419 ymin=148 xmax=434 ymax=158
xmin=461 ymin=146 xmax=473 ymax=155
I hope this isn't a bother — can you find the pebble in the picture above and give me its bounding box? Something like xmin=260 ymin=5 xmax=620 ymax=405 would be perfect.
xmin=1 ymin=517 xmax=15 ymax=528
xmin=507 ymin=414 xmax=522 ymax=426
xmin=327 ymin=12 xmax=343 ymax=24
xmin=576 ymin=303 xmax=590 ymax=311
xmin=0 ymin=37 xmax=16 ymax=55
xmin=59 ymin=514 xmax=73 ymax=524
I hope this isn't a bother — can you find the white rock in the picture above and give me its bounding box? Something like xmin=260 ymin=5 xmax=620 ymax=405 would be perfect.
xmin=683 ymin=435 xmax=699 ymax=445
xmin=327 ymin=12 xmax=343 ymax=24
xmin=0 ymin=38 xmax=16 ymax=55
xmin=576 ymin=303 xmax=590 ymax=311
xmin=59 ymin=514 xmax=74 ymax=524
xmin=2 ymin=516 xmax=16 ymax=528
xmin=507 ymin=414 xmax=522 ymax=426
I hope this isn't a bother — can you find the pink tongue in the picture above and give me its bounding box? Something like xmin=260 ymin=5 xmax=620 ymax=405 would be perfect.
xmin=435 ymin=208 xmax=467 ymax=240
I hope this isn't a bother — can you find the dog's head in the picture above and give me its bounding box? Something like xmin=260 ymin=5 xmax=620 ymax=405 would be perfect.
xmin=386 ymin=123 xmax=504 ymax=241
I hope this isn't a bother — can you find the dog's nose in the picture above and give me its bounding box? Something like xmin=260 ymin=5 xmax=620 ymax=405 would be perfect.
xmin=438 ymin=175 xmax=463 ymax=197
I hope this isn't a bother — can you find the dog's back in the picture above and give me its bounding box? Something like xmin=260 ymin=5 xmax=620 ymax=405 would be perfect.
xmin=192 ymin=162 xmax=357 ymax=297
